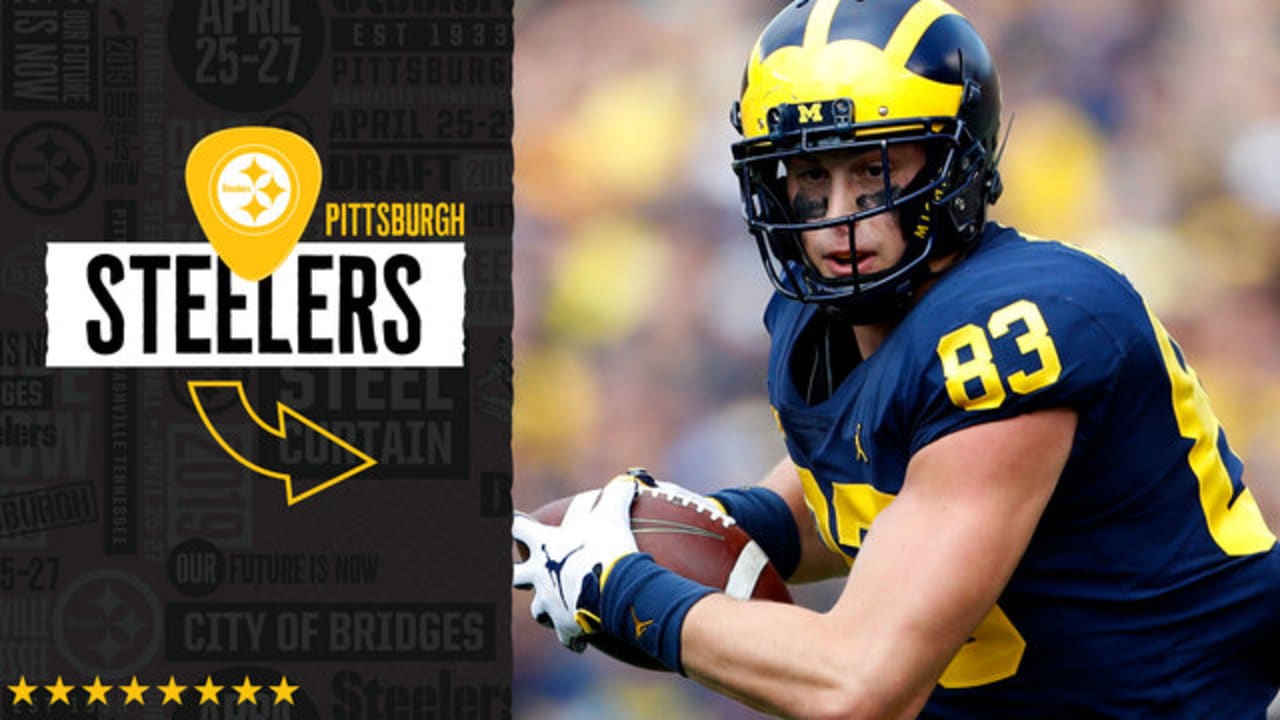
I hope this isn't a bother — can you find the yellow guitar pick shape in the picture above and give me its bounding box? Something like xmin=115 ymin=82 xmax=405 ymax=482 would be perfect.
xmin=185 ymin=127 xmax=322 ymax=281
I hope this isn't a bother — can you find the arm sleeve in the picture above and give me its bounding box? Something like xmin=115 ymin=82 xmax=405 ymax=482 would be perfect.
xmin=709 ymin=486 xmax=801 ymax=580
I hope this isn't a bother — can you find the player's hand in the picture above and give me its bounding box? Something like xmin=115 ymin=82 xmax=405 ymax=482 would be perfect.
xmin=512 ymin=475 xmax=641 ymax=651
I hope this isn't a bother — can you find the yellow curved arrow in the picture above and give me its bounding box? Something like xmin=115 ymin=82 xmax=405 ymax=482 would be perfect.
xmin=188 ymin=380 xmax=377 ymax=506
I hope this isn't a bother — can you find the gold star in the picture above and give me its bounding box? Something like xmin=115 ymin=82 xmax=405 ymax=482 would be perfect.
xmin=195 ymin=676 xmax=224 ymax=705
xmin=259 ymin=176 xmax=287 ymax=205
xmin=240 ymin=194 xmax=269 ymax=222
xmin=233 ymin=676 xmax=261 ymax=705
xmin=45 ymin=676 xmax=74 ymax=705
xmin=82 ymin=676 xmax=112 ymax=705
xmin=7 ymin=676 xmax=36 ymax=705
xmin=157 ymin=676 xmax=187 ymax=705
xmin=121 ymin=676 xmax=149 ymax=705
xmin=240 ymin=157 xmax=269 ymax=185
xmin=269 ymin=675 xmax=299 ymax=705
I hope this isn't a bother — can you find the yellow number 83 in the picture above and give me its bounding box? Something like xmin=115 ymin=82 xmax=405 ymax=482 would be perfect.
xmin=935 ymin=300 xmax=1063 ymax=411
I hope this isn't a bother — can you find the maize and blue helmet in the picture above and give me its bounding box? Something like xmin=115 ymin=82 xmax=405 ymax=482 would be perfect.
xmin=732 ymin=0 xmax=1004 ymax=322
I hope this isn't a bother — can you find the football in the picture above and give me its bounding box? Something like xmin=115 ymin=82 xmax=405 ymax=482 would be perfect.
xmin=516 ymin=481 xmax=793 ymax=671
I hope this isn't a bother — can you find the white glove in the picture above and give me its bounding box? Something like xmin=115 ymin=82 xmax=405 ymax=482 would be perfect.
xmin=512 ymin=475 xmax=641 ymax=651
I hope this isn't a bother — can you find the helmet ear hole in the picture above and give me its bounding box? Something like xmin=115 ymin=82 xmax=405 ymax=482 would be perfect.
xmin=945 ymin=180 xmax=985 ymax=240
xmin=986 ymin=169 xmax=1003 ymax=205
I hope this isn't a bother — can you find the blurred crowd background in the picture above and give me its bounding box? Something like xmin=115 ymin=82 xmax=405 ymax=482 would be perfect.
xmin=508 ymin=0 xmax=1280 ymax=717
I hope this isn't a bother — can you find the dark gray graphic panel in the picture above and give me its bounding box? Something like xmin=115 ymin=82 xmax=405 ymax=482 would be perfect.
xmin=0 ymin=0 xmax=513 ymax=717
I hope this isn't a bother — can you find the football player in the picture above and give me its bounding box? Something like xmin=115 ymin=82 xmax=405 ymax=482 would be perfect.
xmin=513 ymin=0 xmax=1280 ymax=717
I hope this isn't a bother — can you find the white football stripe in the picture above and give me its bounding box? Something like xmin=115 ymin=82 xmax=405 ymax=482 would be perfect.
xmin=724 ymin=540 xmax=769 ymax=600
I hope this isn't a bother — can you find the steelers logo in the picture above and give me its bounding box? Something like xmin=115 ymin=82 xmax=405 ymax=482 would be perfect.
xmin=186 ymin=126 xmax=322 ymax=281
xmin=209 ymin=147 xmax=299 ymax=235
xmin=52 ymin=569 xmax=162 ymax=677
xmin=3 ymin=121 xmax=96 ymax=216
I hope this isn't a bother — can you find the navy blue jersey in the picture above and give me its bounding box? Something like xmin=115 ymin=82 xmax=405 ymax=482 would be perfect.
xmin=765 ymin=223 xmax=1280 ymax=718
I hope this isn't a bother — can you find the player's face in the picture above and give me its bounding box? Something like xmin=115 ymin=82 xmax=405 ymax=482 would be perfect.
xmin=784 ymin=143 xmax=926 ymax=279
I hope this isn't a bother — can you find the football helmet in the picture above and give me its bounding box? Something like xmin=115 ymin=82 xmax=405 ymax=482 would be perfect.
xmin=732 ymin=0 xmax=1004 ymax=321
